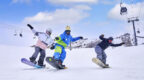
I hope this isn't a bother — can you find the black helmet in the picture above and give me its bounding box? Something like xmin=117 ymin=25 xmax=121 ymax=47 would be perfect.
xmin=108 ymin=37 xmax=113 ymax=40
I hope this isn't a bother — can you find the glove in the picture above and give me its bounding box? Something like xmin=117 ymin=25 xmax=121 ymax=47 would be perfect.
xmin=27 ymin=24 xmax=33 ymax=30
xmin=120 ymin=42 xmax=125 ymax=45
xmin=50 ymin=45 xmax=55 ymax=50
xmin=55 ymin=37 xmax=59 ymax=40
xmin=101 ymin=34 xmax=104 ymax=37
xmin=79 ymin=36 xmax=83 ymax=39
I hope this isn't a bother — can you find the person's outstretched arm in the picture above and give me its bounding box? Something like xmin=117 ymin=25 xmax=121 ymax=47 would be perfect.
xmin=110 ymin=42 xmax=125 ymax=47
xmin=27 ymin=24 xmax=39 ymax=36
xmin=71 ymin=36 xmax=83 ymax=42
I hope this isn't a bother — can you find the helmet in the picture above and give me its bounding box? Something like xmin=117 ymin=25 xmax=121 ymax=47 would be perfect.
xmin=108 ymin=37 xmax=113 ymax=40
xmin=66 ymin=26 xmax=71 ymax=31
xmin=46 ymin=28 xmax=52 ymax=33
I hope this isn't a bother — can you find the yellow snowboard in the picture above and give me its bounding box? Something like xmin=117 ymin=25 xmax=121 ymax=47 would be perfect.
xmin=92 ymin=58 xmax=109 ymax=68
xmin=64 ymin=67 xmax=68 ymax=69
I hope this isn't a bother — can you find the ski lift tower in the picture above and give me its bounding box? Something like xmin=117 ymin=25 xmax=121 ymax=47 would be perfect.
xmin=128 ymin=17 xmax=139 ymax=46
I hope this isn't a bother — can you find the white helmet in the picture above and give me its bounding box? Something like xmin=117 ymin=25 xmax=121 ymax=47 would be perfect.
xmin=46 ymin=28 xmax=52 ymax=33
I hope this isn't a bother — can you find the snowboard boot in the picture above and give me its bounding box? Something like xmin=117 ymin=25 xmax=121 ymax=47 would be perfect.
xmin=38 ymin=64 xmax=46 ymax=68
xmin=29 ymin=57 xmax=37 ymax=64
xmin=101 ymin=60 xmax=109 ymax=68
xmin=55 ymin=60 xmax=65 ymax=69
xmin=105 ymin=64 xmax=109 ymax=67
xmin=38 ymin=60 xmax=46 ymax=68
xmin=103 ymin=63 xmax=109 ymax=68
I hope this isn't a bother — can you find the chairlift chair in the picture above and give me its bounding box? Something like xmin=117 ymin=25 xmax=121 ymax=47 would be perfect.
xmin=120 ymin=7 xmax=127 ymax=15
xmin=19 ymin=33 xmax=23 ymax=37
xmin=19 ymin=29 xmax=23 ymax=37
xmin=137 ymin=29 xmax=140 ymax=34
xmin=120 ymin=2 xmax=127 ymax=15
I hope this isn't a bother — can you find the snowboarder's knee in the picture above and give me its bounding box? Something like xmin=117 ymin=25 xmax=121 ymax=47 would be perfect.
xmin=55 ymin=46 xmax=62 ymax=53
xmin=54 ymin=52 xmax=60 ymax=60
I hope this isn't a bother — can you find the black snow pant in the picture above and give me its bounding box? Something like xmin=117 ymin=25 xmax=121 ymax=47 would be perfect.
xmin=30 ymin=46 xmax=46 ymax=66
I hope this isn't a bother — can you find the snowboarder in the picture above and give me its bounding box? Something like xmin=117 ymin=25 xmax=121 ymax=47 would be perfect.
xmin=52 ymin=26 xmax=83 ymax=68
xmin=27 ymin=24 xmax=54 ymax=67
xmin=95 ymin=34 xmax=125 ymax=67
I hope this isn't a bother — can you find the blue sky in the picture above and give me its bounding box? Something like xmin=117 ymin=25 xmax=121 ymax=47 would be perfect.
xmin=0 ymin=0 xmax=144 ymax=46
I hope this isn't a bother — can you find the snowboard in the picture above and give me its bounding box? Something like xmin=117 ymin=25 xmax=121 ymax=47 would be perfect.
xmin=45 ymin=57 xmax=67 ymax=69
xmin=92 ymin=58 xmax=109 ymax=68
xmin=21 ymin=58 xmax=44 ymax=68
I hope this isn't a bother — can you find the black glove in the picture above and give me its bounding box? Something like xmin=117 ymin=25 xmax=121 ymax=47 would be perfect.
xmin=27 ymin=24 xmax=33 ymax=30
xmin=100 ymin=34 xmax=104 ymax=37
xmin=120 ymin=42 xmax=125 ymax=45
xmin=55 ymin=37 xmax=59 ymax=40
xmin=79 ymin=36 xmax=83 ymax=39
xmin=50 ymin=45 xmax=55 ymax=50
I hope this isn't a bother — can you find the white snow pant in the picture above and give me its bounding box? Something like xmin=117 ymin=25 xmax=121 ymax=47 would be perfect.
xmin=95 ymin=45 xmax=107 ymax=64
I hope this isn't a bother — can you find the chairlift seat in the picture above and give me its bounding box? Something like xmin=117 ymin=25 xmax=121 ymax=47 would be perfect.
xmin=120 ymin=7 xmax=127 ymax=15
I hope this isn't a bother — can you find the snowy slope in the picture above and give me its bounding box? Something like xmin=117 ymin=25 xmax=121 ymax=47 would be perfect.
xmin=0 ymin=45 xmax=144 ymax=80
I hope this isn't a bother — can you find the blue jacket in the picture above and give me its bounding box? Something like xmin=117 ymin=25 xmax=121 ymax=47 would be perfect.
xmin=56 ymin=31 xmax=81 ymax=48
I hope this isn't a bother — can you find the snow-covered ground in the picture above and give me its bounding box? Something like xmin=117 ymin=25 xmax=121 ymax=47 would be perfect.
xmin=0 ymin=45 xmax=144 ymax=80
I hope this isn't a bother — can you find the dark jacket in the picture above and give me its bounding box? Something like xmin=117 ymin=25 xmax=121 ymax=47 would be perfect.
xmin=98 ymin=35 xmax=123 ymax=50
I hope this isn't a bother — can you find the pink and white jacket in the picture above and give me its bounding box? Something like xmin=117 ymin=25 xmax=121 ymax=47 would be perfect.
xmin=32 ymin=29 xmax=54 ymax=50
